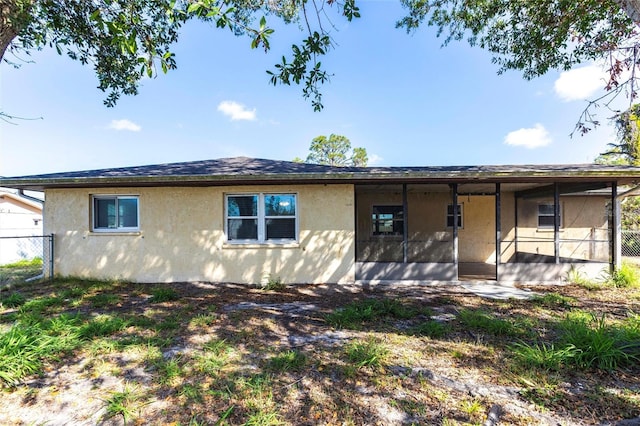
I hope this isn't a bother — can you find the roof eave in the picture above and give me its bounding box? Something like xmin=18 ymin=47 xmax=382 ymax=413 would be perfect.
xmin=1 ymin=169 xmax=639 ymax=191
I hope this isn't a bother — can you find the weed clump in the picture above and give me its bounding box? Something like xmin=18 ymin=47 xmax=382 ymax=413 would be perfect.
xmin=511 ymin=313 xmax=640 ymax=372
xmin=345 ymin=338 xmax=388 ymax=368
xmin=150 ymin=287 xmax=179 ymax=303
xmin=326 ymin=298 xmax=417 ymax=329
xmin=608 ymin=263 xmax=640 ymax=288
xmin=0 ymin=292 xmax=26 ymax=308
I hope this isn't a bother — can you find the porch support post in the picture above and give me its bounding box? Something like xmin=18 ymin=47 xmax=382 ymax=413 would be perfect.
xmin=452 ymin=184 xmax=459 ymax=280
xmin=514 ymin=195 xmax=518 ymax=260
xmin=402 ymin=183 xmax=408 ymax=264
xmin=612 ymin=181 xmax=620 ymax=272
xmin=554 ymin=182 xmax=560 ymax=264
xmin=495 ymin=183 xmax=501 ymax=282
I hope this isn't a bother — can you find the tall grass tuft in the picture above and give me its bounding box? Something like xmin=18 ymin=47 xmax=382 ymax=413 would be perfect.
xmin=511 ymin=342 xmax=580 ymax=371
xmin=608 ymin=263 xmax=640 ymax=288
xmin=512 ymin=313 xmax=640 ymax=372
xmin=345 ymin=338 xmax=388 ymax=368
xmin=559 ymin=313 xmax=640 ymax=370
xmin=0 ymin=292 xmax=26 ymax=308
xmin=103 ymin=384 xmax=143 ymax=424
xmin=0 ymin=325 xmax=46 ymax=386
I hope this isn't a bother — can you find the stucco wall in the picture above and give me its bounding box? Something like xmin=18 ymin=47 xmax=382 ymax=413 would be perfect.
xmin=44 ymin=185 xmax=355 ymax=284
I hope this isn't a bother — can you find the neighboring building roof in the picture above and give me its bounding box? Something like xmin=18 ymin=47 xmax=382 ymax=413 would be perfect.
xmin=0 ymin=190 xmax=43 ymax=213
xmin=1 ymin=157 xmax=640 ymax=191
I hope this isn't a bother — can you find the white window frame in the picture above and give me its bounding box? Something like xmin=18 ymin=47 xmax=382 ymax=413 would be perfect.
xmin=537 ymin=203 xmax=562 ymax=229
xmin=225 ymin=193 xmax=298 ymax=243
xmin=91 ymin=195 xmax=140 ymax=232
xmin=446 ymin=204 xmax=463 ymax=229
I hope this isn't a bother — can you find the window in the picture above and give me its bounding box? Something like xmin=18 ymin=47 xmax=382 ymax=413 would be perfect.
xmin=372 ymin=205 xmax=404 ymax=236
xmin=538 ymin=203 xmax=561 ymax=229
xmin=92 ymin=195 xmax=139 ymax=232
xmin=226 ymin=193 xmax=297 ymax=242
xmin=446 ymin=204 xmax=463 ymax=228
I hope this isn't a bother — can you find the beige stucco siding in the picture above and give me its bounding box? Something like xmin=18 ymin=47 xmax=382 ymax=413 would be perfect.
xmin=44 ymin=185 xmax=355 ymax=284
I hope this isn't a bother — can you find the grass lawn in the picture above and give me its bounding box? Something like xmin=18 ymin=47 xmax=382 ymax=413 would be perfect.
xmin=0 ymin=258 xmax=44 ymax=287
xmin=0 ymin=277 xmax=639 ymax=425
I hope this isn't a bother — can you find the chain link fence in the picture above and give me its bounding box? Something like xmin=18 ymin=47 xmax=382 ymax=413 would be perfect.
xmin=0 ymin=235 xmax=54 ymax=287
xmin=622 ymin=230 xmax=640 ymax=257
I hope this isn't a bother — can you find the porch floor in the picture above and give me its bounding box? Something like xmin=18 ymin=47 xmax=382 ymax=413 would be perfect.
xmin=458 ymin=262 xmax=496 ymax=281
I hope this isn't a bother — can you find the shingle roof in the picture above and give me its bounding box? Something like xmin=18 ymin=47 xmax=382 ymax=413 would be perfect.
xmin=2 ymin=157 xmax=640 ymax=191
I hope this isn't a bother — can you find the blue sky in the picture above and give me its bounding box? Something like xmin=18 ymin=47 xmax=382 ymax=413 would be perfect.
xmin=0 ymin=1 xmax=623 ymax=177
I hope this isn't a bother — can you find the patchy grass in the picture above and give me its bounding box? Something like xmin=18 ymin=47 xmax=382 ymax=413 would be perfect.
xmin=0 ymin=278 xmax=638 ymax=425
xmin=0 ymin=258 xmax=43 ymax=287
xmin=325 ymin=297 xmax=418 ymax=329
xmin=266 ymin=350 xmax=307 ymax=372
xmin=0 ymin=291 xmax=26 ymax=308
xmin=345 ymin=337 xmax=388 ymax=369
xmin=410 ymin=319 xmax=450 ymax=338
xmin=531 ymin=292 xmax=575 ymax=309
xmin=150 ymin=287 xmax=180 ymax=303
xmin=458 ymin=308 xmax=522 ymax=337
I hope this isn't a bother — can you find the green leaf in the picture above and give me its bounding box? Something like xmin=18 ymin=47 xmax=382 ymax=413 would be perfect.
xmin=187 ymin=2 xmax=201 ymax=13
xmin=90 ymin=9 xmax=101 ymax=21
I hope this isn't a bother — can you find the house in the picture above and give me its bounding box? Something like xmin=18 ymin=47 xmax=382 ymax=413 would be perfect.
xmin=0 ymin=189 xmax=44 ymax=265
xmin=0 ymin=157 xmax=639 ymax=284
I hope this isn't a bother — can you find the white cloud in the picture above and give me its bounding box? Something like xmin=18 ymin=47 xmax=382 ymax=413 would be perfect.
xmin=217 ymin=101 xmax=257 ymax=121
xmin=367 ymin=154 xmax=383 ymax=165
xmin=554 ymin=64 xmax=607 ymax=102
xmin=108 ymin=119 xmax=141 ymax=132
xmin=504 ymin=123 xmax=552 ymax=149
